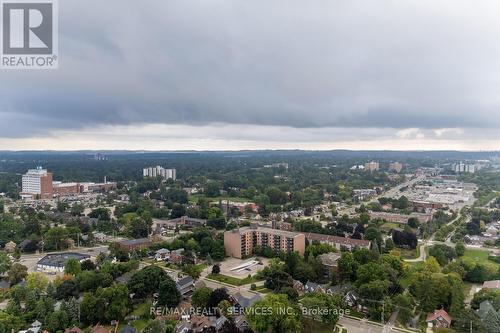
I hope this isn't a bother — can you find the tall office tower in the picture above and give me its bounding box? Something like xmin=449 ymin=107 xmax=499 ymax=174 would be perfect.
xmin=22 ymin=167 xmax=54 ymax=199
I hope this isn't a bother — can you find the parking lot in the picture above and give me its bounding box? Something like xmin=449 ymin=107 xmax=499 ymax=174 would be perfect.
xmin=218 ymin=257 xmax=270 ymax=278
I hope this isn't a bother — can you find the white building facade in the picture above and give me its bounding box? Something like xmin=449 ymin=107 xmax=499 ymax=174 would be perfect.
xmin=143 ymin=166 xmax=176 ymax=180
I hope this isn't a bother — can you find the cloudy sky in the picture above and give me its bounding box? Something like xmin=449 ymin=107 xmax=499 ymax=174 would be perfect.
xmin=2 ymin=0 xmax=500 ymax=151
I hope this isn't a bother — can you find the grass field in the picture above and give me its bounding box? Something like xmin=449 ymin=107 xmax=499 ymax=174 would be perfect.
xmin=302 ymin=318 xmax=336 ymax=333
xmin=207 ymin=273 xmax=261 ymax=286
xmin=399 ymin=246 xmax=420 ymax=260
xmin=381 ymin=222 xmax=400 ymax=230
xmin=463 ymin=249 xmax=498 ymax=266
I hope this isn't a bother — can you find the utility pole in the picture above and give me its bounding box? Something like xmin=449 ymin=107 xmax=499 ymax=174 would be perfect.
xmin=381 ymin=302 xmax=385 ymax=325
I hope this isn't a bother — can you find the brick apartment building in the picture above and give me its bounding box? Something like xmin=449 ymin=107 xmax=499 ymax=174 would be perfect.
xmin=304 ymin=232 xmax=371 ymax=251
xmin=370 ymin=211 xmax=432 ymax=224
xmin=224 ymin=226 xmax=305 ymax=258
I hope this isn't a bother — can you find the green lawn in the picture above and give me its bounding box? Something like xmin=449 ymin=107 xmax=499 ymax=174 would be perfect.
xmin=399 ymin=246 xmax=419 ymax=260
xmin=255 ymin=286 xmax=271 ymax=293
xmin=381 ymin=222 xmax=400 ymax=230
xmin=207 ymin=273 xmax=261 ymax=286
xmin=302 ymin=318 xmax=336 ymax=333
xmin=463 ymin=249 xmax=498 ymax=266
xmin=131 ymin=319 xmax=149 ymax=331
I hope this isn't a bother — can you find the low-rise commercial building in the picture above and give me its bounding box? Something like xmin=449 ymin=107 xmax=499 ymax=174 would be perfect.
xmin=37 ymin=252 xmax=90 ymax=273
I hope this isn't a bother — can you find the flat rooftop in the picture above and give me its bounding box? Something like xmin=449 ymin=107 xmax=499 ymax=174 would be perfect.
xmin=37 ymin=252 xmax=90 ymax=267
xmin=230 ymin=226 xmax=302 ymax=238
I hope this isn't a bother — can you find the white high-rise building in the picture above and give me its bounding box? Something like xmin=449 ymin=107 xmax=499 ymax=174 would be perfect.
xmin=453 ymin=162 xmax=481 ymax=174
xmin=143 ymin=166 xmax=176 ymax=180
xmin=21 ymin=167 xmax=54 ymax=199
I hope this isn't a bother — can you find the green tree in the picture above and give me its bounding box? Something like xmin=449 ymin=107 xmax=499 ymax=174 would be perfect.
xmin=0 ymin=252 xmax=12 ymax=275
xmin=7 ymin=263 xmax=27 ymax=286
xmin=455 ymin=242 xmax=465 ymax=257
xmin=247 ymin=294 xmax=302 ymax=333
xmin=46 ymin=310 xmax=70 ymax=332
xmin=394 ymin=293 xmax=413 ymax=324
xmin=80 ymin=293 xmax=102 ymax=324
xmin=0 ymin=311 xmax=24 ymax=333
xmin=158 ymin=277 xmax=181 ymax=308
xmin=44 ymin=226 xmax=70 ymax=250
xmin=337 ymin=252 xmax=356 ymax=281
xmin=143 ymin=320 xmax=167 ymax=333
xmin=96 ymin=284 xmax=131 ymax=322
xmin=300 ymin=293 xmax=342 ymax=324
xmin=26 ymin=272 xmax=49 ymax=291
xmin=192 ymin=287 xmax=212 ymax=309
xmin=128 ymin=265 xmax=167 ymax=298
xmin=205 ymin=182 xmax=221 ymax=197
xmin=64 ymin=258 xmax=82 ymax=275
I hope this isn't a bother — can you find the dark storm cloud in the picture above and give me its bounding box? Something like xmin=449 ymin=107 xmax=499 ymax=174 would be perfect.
xmin=1 ymin=0 xmax=500 ymax=138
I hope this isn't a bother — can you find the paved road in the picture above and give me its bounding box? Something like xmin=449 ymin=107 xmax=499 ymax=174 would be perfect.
xmin=370 ymin=175 xmax=425 ymax=203
xmin=338 ymin=175 xmax=424 ymax=217
xmin=16 ymin=245 xmax=109 ymax=279
xmin=339 ymin=317 xmax=411 ymax=333
xmin=404 ymin=211 xmax=464 ymax=263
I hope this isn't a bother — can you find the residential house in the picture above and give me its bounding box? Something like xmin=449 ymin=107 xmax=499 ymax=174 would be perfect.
xmin=292 ymin=280 xmax=305 ymax=293
xmin=232 ymin=292 xmax=262 ymax=309
xmin=476 ymin=300 xmax=497 ymax=321
xmin=344 ymin=290 xmax=360 ymax=307
xmin=152 ymin=218 xmax=177 ymax=234
xmin=93 ymin=232 xmax=107 ymax=243
xmin=234 ymin=315 xmax=250 ymax=332
xmin=119 ymin=326 xmax=136 ymax=333
xmin=176 ymin=315 xmax=226 ymax=333
xmin=170 ymin=248 xmax=185 ymax=263
xmin=317 ymin=252 xmax=341 ymax=279
xmin=18 ymin=239 xmax=38 ymax=252
xmin=0 ymin=279 xmax=10 ymax=291
xmin=305 ymin=281 xmax=325 ymax=293
xmin=426 ymin=309 xmax=452 ymax=329
xmin=19 ymin=320 xmax=42 ymax=333
xmin=91 ymin=325 xmax=110 ymax=333
xmin=482 ymin=280 xmax=500 ymax=290
xmin=64 ymin=328 xmax=84 ymax=333
xmin=176 ymin=276 xmax=195 ymax=297
xmin=4 ymin=241 xmax=16 ymax=253
xmin=326 ymin=284 xmax=351 ymax=296
xmin=155 ymin=248 xmax=170 ymax=261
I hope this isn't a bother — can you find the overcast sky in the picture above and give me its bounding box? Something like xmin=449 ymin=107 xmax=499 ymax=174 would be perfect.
xmin=2 ymin=0 xmax=500 ymax=150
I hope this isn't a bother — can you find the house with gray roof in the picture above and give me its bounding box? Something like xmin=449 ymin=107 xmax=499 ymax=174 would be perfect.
xmin=176 ymin=276 xmax=194 ymax=297
xmin=232 ymin=292 xmax=262 ymax=308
